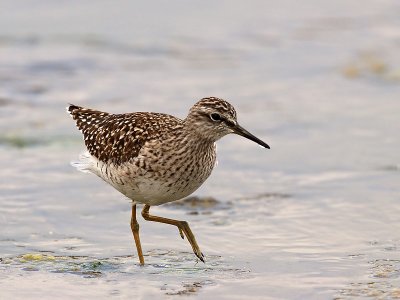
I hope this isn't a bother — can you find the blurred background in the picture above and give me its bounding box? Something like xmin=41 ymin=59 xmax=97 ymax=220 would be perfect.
xmin=0 ymin=1 xmax=399 ymax=299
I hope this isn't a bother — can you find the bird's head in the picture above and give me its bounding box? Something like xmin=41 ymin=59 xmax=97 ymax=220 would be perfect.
xmin=185 ymin=97 xmax=270 ymax=149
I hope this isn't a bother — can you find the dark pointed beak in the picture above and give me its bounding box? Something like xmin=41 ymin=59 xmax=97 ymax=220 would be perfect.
xmin=233 ymin=124 xmax=270 ymax=149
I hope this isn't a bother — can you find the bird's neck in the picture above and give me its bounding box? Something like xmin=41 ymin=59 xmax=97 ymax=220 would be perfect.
xmin=181 ymin=119 xmax=217 ymax=147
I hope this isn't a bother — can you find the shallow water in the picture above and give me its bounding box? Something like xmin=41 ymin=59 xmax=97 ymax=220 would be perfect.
xmin=1 ymin=1 xmax=400 ymax=299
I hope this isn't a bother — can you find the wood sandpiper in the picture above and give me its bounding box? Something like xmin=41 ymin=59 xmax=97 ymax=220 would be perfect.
xmin=68 ymin=97 xmax=269 ymax=265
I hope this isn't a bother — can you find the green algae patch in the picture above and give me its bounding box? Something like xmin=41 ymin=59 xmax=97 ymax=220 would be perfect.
xmin=1 ymin=253 xmax=118 ymax=279
xmin=20 ymin=253 xmax=56 ymax=262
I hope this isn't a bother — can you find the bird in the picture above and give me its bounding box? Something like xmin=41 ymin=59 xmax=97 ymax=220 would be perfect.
xmin=67 ymin=97 xmax=269 ymax=265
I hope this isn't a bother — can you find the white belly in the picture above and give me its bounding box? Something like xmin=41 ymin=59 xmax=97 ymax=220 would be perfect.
xmin=72 ymin=152 xmax=211 ymax=206
xmin=123 ymin=177 xmax=204 ymax=206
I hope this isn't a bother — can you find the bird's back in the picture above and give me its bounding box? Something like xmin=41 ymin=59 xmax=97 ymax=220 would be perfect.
xmin=68 ymin=104 xmax=183 ymax=166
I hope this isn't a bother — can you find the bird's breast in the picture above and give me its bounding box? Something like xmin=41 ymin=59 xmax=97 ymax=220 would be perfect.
xmin=93 ymin=138 xmax=217 ymax=205
xmin=131 ymin=139 xmax=217 ymax=204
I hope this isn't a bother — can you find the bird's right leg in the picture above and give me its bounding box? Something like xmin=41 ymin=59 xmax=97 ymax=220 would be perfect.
xmin=141 ymin=204 xmax=205 ymax=262
xmin=130 ymin=204 xmax=145 ymax=265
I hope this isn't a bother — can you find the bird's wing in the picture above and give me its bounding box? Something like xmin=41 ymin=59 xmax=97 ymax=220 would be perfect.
xmin=67 ymin=104 xmax=182 ymax=165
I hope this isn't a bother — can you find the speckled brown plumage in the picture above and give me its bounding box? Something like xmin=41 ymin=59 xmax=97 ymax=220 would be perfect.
xmin=68 ymin=105 xmax=183 ymax=165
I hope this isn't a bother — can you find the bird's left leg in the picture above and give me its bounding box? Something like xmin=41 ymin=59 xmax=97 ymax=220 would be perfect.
xmin=130 ymin=204 xmax=145 ymax=265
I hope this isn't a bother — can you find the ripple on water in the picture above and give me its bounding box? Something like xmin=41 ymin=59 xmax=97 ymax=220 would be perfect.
xmin=336 ymin=262 xmax=400 ymax=300
xmin=335 ymin=240 xmax=400 ymax=299
xmin=0 ymin=250 xmax=251 ymax=295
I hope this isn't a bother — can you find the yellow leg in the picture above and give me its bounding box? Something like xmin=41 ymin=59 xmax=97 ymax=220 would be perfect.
xmin=141 ymin=204 xmax=205 ymax=262
xmin=130 ymin=204 xmax=145 ymax=265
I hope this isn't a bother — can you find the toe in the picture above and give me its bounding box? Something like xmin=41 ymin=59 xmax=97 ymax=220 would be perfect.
xmin=178 ymin=228 xmax=185 ymax=239
xmin=195 ymin=251 xmax=205 ymax=263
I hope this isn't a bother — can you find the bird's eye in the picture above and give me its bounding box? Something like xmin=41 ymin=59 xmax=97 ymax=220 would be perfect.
xmin=210 ymin=113 xmax=222 ymax=121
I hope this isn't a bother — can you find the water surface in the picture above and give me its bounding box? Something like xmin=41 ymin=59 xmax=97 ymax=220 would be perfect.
xmin=1 ymin=1 xmax=399 ymax=299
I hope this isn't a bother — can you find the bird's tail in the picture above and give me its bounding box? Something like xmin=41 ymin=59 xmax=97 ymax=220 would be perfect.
xmin=71 ymin=151 xmax=94 ymax=173
xmin=66 ymin=103 xmax=109 ymax=132
xmin=66 ymin=103 xmax=83 ymax=119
